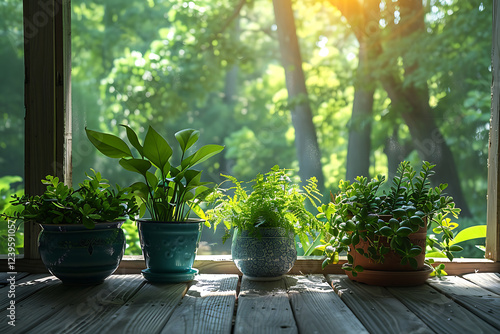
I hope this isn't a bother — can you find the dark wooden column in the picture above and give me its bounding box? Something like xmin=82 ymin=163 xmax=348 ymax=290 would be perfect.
xmin=23 ymin=0 xmax=72 ymax=259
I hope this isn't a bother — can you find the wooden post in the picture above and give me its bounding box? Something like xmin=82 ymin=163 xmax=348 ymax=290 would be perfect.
xmin=486 ymin=1 xmax=500 ymax=262
xmin=23 ymin=0 xmax=71 ymax=259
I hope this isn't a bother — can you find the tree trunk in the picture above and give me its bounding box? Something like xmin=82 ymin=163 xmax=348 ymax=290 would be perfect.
xmin=346 ymin=0 xmax=378 ymax=181
xmin=330 ymin=0 xmax=472 ymax=216
xmin=346 ymin=42 xmax=374 ymax=181
xmin=391 ymin=0 xmax=471 ymax=217
xmin=272 ymin=0 xmax=325 ymax=192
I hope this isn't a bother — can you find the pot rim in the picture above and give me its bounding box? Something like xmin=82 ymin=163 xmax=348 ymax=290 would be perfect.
xmin=136 ymin=218 xmax=205 ymax=224
xmin=39 ymin=221 xmax=124 ymax=231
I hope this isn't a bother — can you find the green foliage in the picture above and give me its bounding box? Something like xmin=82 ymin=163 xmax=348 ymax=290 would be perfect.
xmin=0 ymin=175 xmax=24 ymax=254
xmin=1 ymin=170 xmax=138 ymax=229
xmin=86 ymin=125 xmax=224 ymax=222
xmin=207 ymin=165 xmax=321 ymax=244
xmin=318 ymin=161 xmax=462 ymax=277
xmin=0 ymin=0 xmax=492 ymax=255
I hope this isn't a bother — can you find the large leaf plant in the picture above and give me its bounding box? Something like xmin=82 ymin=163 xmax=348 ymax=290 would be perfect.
xmin=86 ymin=126 xmax=224 ymax=222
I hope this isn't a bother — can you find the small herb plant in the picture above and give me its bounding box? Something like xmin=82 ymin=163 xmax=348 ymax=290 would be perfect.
xmin=207 ymin=165 xmax=321 ymax=244
xmin=318 ymin=161 xmax=462 ymax=276
xmin=2 ymin=170 xmax=139 ymax=229
xmin=86 ymin=126 xmax=224 ymax=222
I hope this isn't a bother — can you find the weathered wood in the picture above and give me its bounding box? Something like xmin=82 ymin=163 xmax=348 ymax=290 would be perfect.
xmin=234 ymin=276 xmax=297 ymax=334
xmin=2 ymin=256 xmax=499 ymax=276
xmin=23 ymin=0 xmax=71 ymax=260
xmin=25 ymin=275 xmax=145 ymax=334
xmin=487 ymin=0 xmax=500 ymax=262
xmin=286 ymin=275 xmax=369 ymax=334
xmin=160 ymin=274 xmax=238 ymax=334
xmin=0 ymin=274 xmax=59 ymax=310
xmin=462 ymin=272 xmax=500 ymax=295
xmin=387 ymin=281 xmax=499 ymax=334
xmin=327 ymin=274 xmax=434 ymax=334
xmin=426 ymin=275 xmax=500 ymax=330
xmin=92 ymin=280 xmax=188 ymax=333
xmin=0 ymin=278 xmax=97 ymax=332
xmin=0 ymin=272 xmax=29 ymax=284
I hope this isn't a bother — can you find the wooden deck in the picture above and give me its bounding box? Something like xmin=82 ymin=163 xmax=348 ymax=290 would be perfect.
xmin=0 ymin=272 xmax=499 ymax=333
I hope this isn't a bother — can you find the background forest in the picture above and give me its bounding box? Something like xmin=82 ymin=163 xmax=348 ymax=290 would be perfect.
xmin=0 ymin=0 xmax=491 ymax=256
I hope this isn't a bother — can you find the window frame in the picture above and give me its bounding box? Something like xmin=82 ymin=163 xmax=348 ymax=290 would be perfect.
xmin=8 ymin=0 xmax=500 ymax=273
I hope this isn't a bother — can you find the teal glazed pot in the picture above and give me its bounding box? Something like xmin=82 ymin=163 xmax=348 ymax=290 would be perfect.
xmin=137 ymin=219 xmax=202 ymax=283
xmin=231 ymin=227 xmax=297 ymax=280
xmin=38 ymin=221 xmax=126 ymax=285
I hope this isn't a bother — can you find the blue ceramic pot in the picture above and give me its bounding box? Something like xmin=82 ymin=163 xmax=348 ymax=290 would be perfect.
xmin=38 ymin=221 xmax=126 ymax=285
xmin=137 ymin=219 xmax=202 ymax=281
xmin=231 ymin=227 xmax=297 ymax=280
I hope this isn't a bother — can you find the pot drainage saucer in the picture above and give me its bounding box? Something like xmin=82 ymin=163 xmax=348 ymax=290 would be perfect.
xmin=344 ymin=264 xmax=433 ymax=286
xmin=141 ymin=268 xmax=199 ymax=283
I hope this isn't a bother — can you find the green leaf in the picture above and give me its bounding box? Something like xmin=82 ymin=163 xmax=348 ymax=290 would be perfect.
xmin=121 ymin=124 xmax=144 ymax=157
xmin=181 ymin=144 xmax=224 ymax=169
xmin=408 ymin=246 xmax=422 ymax=257
xmin=129 ymin=182 xmax=149 ymax=200
xmin=396 ymin=226 xmax=413 ymax=237
xmin=449 ymin=225 xmax=486 ymax=245
xmin=379 ymin=226 xmax=393 ymax=237
xmin=146 ymin=172 xmax=159 ymax=189
xmin=86 ymin=128 xmax=132 ymax=158
xmin=175 ymin=129 xmax=200 ymax=153
xmin=143 ymin=126 xmax=173 ymax=172
xmin=392 ymin=208 xmax=406 ymax=219
xmin=119 ymin=158 xmax=152 ymax=176
xmin=354 ymin=265 xmax=364 ymax=272
xmin=304 ymin=232 xmax=325 ymax=256
xmin=449 ymin=245 xmax=464 ymax=252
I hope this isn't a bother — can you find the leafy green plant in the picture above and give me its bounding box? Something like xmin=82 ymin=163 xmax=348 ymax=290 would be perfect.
xmin=1 ymin=170 xmax=139 ymax=229
xmin=206 ymin=165 xmax=321 ymax=245
xmin=0 ymin=176 xmax=24 ymax=254
xmin=318 ymin=161 xmax=462 ymax=277
xmin=86 ymin=126 xmax=224 ymax=222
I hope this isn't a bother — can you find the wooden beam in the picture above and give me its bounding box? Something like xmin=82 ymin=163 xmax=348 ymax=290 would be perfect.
xmin=487 ymin=0 xmax=500 ymax=262
xmin=3 ymin=257 xmax=499 ymax=276
xmin=23 ymin=0 xmax=71 ymax=259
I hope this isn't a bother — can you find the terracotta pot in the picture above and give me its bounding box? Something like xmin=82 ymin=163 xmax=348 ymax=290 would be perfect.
xmin=349 ymin=215 xmax=427 ymax=271
xmin=345 ymin=215 xmax=430 ymax=286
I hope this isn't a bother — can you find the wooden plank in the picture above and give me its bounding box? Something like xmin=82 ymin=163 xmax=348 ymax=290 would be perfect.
xmin=0 ymin=274 xmax=59 ymax=310
xmin=486 ymin=0 xmax=500 ymax=262
xmin=23 ymin=0 xmax=71 ymax=260
xmin=91 ymin=280 xmax=188 ymax=333
xmin=3 ymin=257 xmax=499 ymax=275
xmin=160 ymin=274 xmax=239 ymax=334
xmin=462 ymin=272 xmax=500 ymax=295
xmin=0 ymin=272 xmax=29 ymax=284
xmin=0 ymin=278 xmax=97 ymax=332
xmin=426 ymin=275 xmax=500 ymax=330
xmin=327 ymin=274 xmax=434 ymax=334
xmin=387 ymin=281 xmax=499 ymax=334
xmin=286 ymin=275 xmax=369 ymax=334
xmin=25 ymin=275 xmax=145 ymax=334
xmin=234 ymin=276 xmax=297 ymax=334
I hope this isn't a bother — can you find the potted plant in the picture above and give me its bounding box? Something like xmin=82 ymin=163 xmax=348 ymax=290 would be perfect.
xmin=1 ymin=170 xmax=139 ymax=285
xmin=86 ymin=125 xmax=224 ymax=283
xmin=206 ymin=165 xmax=321 ymax=280
xmin=318 ymin=161 xmax=462 ymax=286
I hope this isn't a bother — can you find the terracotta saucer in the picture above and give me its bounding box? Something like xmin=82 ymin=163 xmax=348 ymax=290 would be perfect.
xmin=345 ymin=264 xmax=434 ymax=286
